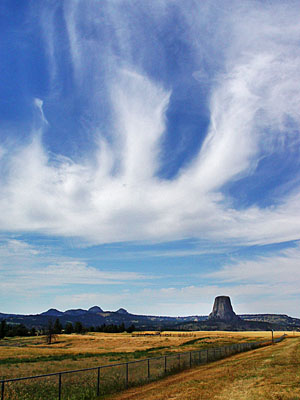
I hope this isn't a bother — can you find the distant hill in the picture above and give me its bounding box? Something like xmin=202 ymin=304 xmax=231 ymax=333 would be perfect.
xmin=116 ymin=308 xmax=129 ymax=314
xmin=0 ymin=307 xmax=206 ymax=330
xmin=240 ymin=314 xmax=300 ymax=327
xmin=1 ymin=301 xmax=300 ymax=331
xmin=40 ymin=309 xmax=64 ymax=317
xmin=88 ymin=306 xmax=103 ymax=313
xmin=171 ymin=319 xmax=287 ymax=332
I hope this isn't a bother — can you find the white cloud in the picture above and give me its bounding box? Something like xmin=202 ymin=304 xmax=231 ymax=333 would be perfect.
xmin=1 ymin=239 xmax=40 ymax=257
xmin=1 ymin=1 xmax=300 ymax=248
xmin=0 ymin=239 xmax=150 ymax=297
xmin=34 ymin=98 xmax=48 ymax=125
xmin=208 ymin=244 xmax=300 ymax=287
xmin=43 ymin=261 xmax=146 ymax=285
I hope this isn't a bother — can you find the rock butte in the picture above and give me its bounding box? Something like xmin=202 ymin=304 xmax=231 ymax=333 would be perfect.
xmin=208 ymin=296 xmax=241 ymax=322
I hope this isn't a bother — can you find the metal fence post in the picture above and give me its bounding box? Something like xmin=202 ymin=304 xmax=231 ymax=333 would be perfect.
xmin=147 ymin=359 xmax=150 ymax=379
xmin=97 ymin=367 xmax=100 ymax=396
xmin=125 ymin=363 xmax=129 ymax=388
xmin=189 ymin=352 xmax=192 ymax=368
xmin=1 ymin=381 xmax=4 ymax=400
xmin=164 ymin=356 xmax=167 ymax=373
xmin=58 ymin=373 xmax=62 ymax=400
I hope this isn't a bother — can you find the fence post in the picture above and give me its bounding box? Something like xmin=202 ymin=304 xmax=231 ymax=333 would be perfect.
xmin=189 ymin=352 xmax=192 ymax=368
xmin=147 ymin=359 xmax=150 ymax=379
xmin=178 ymin=353 xmax=180 ymax=369
xmin=125 ymin=363 xmax=129 ymax=388
xmin=1 ymin=381 xmax=4 ymax=400
xmin=164 ymin=356 xmax=167 ymax=373
xmin=58 ymin=373 xmax=62 ymax=400
xmin=206 ymin=348 xmax=209 ymax=362
xmin=97 ymin=367 xmax=100 ymax=396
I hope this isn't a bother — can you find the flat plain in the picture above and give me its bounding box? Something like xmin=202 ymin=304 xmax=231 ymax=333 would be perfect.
xmin=0 ymin=331 xmax=298 ymax=399
xmin=0 ymin=330 xmax=286 ymax=379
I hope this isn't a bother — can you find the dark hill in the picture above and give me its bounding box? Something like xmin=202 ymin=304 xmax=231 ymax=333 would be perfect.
xmin=116 ymin=308 xmax=129 ymax=314
xmin=172 ymin=319 xmax=283 ymax=332
xmin=41 ymin=309 xmax=64 ymax=317
xmin=240 ymin=314 xmax=300 ymax=327
xmin=1 ymin=298 xmax=300 ymax=331
xmin=88 ymin=306 xmax=103 ymax=313
xmin=64 ymin=309 xmax=87 ymax=316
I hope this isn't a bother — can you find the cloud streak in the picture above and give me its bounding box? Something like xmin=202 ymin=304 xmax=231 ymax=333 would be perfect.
xmin=1 ymin=0 xmax=300 ymax=249
xmin=0 ymin=239 xmax=150 ymax=298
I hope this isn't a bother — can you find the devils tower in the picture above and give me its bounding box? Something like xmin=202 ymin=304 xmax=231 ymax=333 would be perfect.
xmin=208 ymin=296 xmax=240 ymax=322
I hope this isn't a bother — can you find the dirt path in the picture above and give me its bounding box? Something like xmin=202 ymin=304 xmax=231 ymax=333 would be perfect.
xmin=105 ymin=338 xmax=300 ymax=400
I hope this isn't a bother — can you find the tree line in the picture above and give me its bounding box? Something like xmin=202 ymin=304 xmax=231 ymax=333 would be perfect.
xmin=0 ymin=320 xmax=35 ymax=338
xmin=0 ymin=318 xmax=135 ymax=339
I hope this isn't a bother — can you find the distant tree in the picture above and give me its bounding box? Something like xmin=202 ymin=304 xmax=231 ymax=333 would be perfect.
xmin=74 ymin=321 xmax=84 ymax=334
xmin=126 ymin=324 xmax=135 ymax=333
xmin=30 ymin=327 xmax=37 ymax=336
xmin=53 ymin=318 xmax=63 ymax=334
xmin=6 ymin=325 xmax=17 ymax=337
xmin=16 ymin=324 xmax=29 ymax=337
xmin=94 ymin=323 xmax=127 ymax=333
xmin=0 ymin=320 xmax=7 ymax=339
xmin=5 ymin=323 xmax=29 ymax=337
xmin=46 ymin=319 xmax=57 ymax=344
xmin=65 ymin=322 xmax=74 ymax=334
xmin=96 ymin=324 xmax=106 ymax=332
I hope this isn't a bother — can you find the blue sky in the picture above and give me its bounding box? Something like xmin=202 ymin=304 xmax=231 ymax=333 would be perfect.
xmin=1 ymin=0 xmax=300 ymax=317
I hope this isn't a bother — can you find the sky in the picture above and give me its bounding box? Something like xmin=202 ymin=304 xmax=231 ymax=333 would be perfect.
xmin=1 ymin=0 xmax=300 ymax=317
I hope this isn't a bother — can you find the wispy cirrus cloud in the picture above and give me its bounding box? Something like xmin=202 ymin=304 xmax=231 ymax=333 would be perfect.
xmin=0 ymin=239 xmax=150 ymax=297
xmin=2 ymin=0 xmax=300 ymax=317
xmin=1 ymin=3 xmax=300 ymax=249
xmin=208 ymin=243 xmax=300 ymax=287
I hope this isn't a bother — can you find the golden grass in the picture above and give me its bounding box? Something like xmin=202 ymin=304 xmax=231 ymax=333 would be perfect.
xmin=106 ymin=336 xmax=300 ymax=400
xmin=0 ymin=331 xmax=295 ymax=381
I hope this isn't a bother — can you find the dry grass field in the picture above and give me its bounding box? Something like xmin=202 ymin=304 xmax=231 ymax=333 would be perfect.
xmin=0 ymin=331 xmax=297 ymax=399
xmin=0 ymin=330 xmax=289 ymax=380
xmin=106 ymin=335 xmax=300 ymax=400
